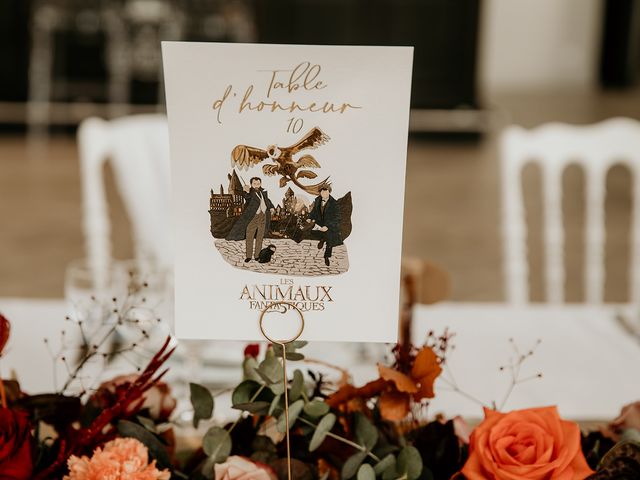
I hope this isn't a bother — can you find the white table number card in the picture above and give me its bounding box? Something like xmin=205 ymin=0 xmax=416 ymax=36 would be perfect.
xmin=162 ymin=42 xmax=413 ymax=342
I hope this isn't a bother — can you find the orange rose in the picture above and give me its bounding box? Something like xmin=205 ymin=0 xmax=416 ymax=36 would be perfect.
xmin=462 ymin=406 xmax=593 ymax=480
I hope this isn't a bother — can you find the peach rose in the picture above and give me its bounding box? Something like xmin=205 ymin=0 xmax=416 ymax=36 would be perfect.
xmin=462 ymin=406 xmax=593 ymax=480
xmin=214 ymin=456 xmax=277 ymax=480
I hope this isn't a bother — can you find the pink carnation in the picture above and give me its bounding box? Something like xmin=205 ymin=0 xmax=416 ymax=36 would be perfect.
xmin=64 ymin=437 xmax=170 ymax=480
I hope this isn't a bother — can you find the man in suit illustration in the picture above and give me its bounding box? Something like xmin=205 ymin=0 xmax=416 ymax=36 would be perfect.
xmin=226 ymin=177 xmax=275 ymax=262
xmin=307 ymin=186 xmax=343 ymax=266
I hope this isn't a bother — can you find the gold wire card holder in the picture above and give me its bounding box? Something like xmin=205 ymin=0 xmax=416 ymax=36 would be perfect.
xmin=258 ymin=302 xmax=305 ymax=480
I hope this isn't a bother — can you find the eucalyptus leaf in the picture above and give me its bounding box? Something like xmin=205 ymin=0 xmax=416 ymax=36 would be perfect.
xmin=397 ymin=446 xmax=423 ymax=480
xmin=342 ymin=451 xmax=368 ymax=479
xmin=232 ymin=380 xmax=261 ymax=406
xmin=242 ymin=356 xmax=261 ymax=382
xmin=272 ymin=343 xmax=285 ymax=357
xmin=285 ymin=352 xmax=305 ymax=361
xmin=304 ymin=399 xmax=330 ymax=418
xmin=136 ymin=415 xmax=157 ymax=433
xmin=270 ymin=379 xmax=286 ymax=395
xmin=190 ymin=383 xmax=214 ymax=428
xmin=269 ymin=394 xmax=282 ymax=416
xmin=357 ymin=464 xmax=375 ymax=480
xmin=255 ymin=367 xmax=277 ymax=385
xmin=290 ymin=370 xmax=304 ymax=401
xmin=273 ymin=342 xmax=306 ymax=361
xmin=355 ymin=413 xmax=378 ymax=450
xmin=309 ymin=413 xmax=336 ymax=451
xmin=381 ymin=466 xmax=398 ymax=480
xmin=117 ymin=420 xmax=171 ymax=469
xmin=202 ymin=426 xmax=232 ymax=463
xmin=232 ymin=401 xmax=270 ymax=414
xmin=373 ymin=454 xmax=396 ymax=476
xmin=277 ymin=399 xmax=304 ymax=432
xmin=257 ymin=353 xmax=283 ymax=384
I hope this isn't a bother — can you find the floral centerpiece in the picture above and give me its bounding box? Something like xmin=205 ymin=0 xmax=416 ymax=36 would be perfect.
xmin=0 ymin=292 xmax=638 ymax=480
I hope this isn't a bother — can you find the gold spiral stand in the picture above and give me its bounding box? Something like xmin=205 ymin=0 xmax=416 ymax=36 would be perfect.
xmin=259 ymin=302 xmax=305 ymax=480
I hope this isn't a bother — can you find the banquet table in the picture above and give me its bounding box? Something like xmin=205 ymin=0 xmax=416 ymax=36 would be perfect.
xmin=1 ymin=297 xmax=638 ymax=423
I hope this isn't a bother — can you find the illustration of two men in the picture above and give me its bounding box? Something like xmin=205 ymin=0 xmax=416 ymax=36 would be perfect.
xmin=226 ymin=178 xmax=343 ymax=266
xmin=226 ymin=177 xmax=275 ymax=262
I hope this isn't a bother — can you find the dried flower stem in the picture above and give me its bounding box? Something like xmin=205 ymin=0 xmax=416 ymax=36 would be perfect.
xmin=438 ymin=363 xmax=487 ymax=408
xmin=497 ymin=338 xmax=542 ymax=411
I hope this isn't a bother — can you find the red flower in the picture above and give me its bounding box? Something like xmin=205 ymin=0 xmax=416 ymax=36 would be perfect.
xmin=243 ymin=344 xmax=260 ymax=359
xmin=0 ymin=313 xmax=10 ymax=356
xmin=0 ymin=408 xmax=33 ymax=479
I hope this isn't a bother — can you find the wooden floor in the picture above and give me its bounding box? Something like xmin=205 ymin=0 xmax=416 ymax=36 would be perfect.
xmin=1 ymin=89 xmax=639 ymax=300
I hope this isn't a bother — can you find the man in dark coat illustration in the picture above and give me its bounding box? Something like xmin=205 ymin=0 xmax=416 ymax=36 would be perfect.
xmin=226 ymin=177 xmax=275 ymax=262
xmin=307 ymin=186 xmax=343 ymax=266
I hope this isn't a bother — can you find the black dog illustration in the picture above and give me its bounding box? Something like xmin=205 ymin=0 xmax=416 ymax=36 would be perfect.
xmin=257 ymin=244 xmax=277 ymax=263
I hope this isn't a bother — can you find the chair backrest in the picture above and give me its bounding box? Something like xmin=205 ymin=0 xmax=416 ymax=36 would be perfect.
xmin=501 ymin=117 xmax=640 ymax=304
xmin=77 ymin=114 xmax=172 ymax=288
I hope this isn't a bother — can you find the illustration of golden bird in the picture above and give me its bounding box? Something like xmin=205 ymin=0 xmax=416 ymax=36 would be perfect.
xmin=230 ymin=127 xmax=331 ymax=195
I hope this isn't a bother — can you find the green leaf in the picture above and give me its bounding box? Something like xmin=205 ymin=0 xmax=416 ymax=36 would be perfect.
xmin=290 ymin=369 xmax=304 ymax=401
xmin=373 ymin=454 xmax=396 ymax=476
xmin=277 ymin=399 xmax=304 ymax=432
xmin=342 ymin=451 xmax=368 ymax=479
xmin=273 ymin=342 xmax=306 ymax=361
xmin=136 ymin=415 xmax=157 ymax=433
xmin=357 ymin=464 xmax=375 ymax=480
xmin=284 ymin=352 xmax=305 ymax=361
xmin=355 ymin=413 xmax=378 ymax=450
xmin=202 ymin=426 xmax=232 ymax=463
xmin=397 ymin=446 xmax=423 ymax=480
xmin=232 ymin=401 xmax=270 ymax=414
xmin=381 ymin=466 xmax=398 ymax=480
xmin=242 ymin=356 xmax=261 ymax=382
xmin=269 ymin=379 xmax=286 ymax=395
xmin=232 ymin=380 xmax=261 ymax=406
xmin=304 ymin=399 xmax=330 ymax=418
xmin=255 ymin=367 xmax=277 ymax=385
xmin=309 ymin=413 xmax=336 ymax=451
xmin=117 ymin=420 xmax=171 ymax=469
xmin=269 ymin=394 xmax=282 ymax=416
xmin=257 ymin=352 xmax=283 ymax=384
xmin=190 ymin=382 xmax=214 ymax=428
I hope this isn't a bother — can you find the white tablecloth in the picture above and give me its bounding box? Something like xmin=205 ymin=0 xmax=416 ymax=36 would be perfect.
xmin=1 ymin=298 xmax=638 ymax=421
xmin=412 ymin=303 xmax=640 ymax=421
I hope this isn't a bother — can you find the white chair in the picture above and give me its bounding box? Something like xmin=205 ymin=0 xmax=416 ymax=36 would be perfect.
xmin=77 ymin=114 xmax=245 ymax=388
xmin=77 ymin=114 xmax=172 ymax=284
xmin=501 ymin=117 xmax=640 ymax=304
xmin=415 ymin=119 xmax=640 ymax=417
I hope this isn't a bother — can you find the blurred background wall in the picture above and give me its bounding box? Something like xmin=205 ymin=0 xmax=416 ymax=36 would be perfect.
xmin=1 ymin=0 xmax=639 ymax=302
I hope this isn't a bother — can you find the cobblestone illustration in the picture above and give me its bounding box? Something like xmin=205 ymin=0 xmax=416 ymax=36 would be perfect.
xmin=214 ymin=238 xmax=349 ymax=276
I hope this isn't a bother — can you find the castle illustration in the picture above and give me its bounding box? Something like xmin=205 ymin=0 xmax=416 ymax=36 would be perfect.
xmin=209 ymin=170 xmax=244 ymax=218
